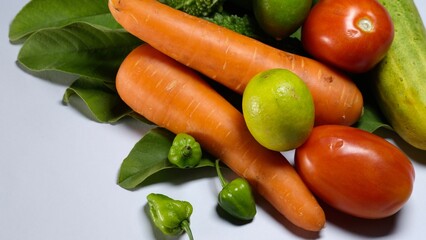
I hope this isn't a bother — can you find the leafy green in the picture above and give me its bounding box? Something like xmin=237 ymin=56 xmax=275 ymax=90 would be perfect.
xmin=204 ymin=11 xmax=263 ymax=39
xmin=353 ymin=75 xmax=392 ymax=133
xmin=9 ymin=0 xmax=121 ymax=42
xmin=160 ymin=0 xmax=225 ymax=17
xmin=118 ymin=128 xmax=215 ymax=189
xmin=17 ymin=22 xmax=141 ymax=82
xmin=10 ymin=0 xmax=142 ymax=123
xmin=354 ymin=104 xmax=392 ymax=132
xmin=63 ymin=77 xmax=136 ymax=123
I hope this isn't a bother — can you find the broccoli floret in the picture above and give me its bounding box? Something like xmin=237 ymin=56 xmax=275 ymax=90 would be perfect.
xmin=160 ymin=0 xmax=267 ymax=40
xmin=204 ymin=12 xmax=263 ymax=39
xmin=204 ymin=12 xmax=305 ymax=54
xmin=160 ymin=0 xmax=224 ymax=17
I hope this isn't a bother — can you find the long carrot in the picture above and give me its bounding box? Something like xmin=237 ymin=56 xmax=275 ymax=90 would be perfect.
xmin=108 ymin=0 xmax=363 ymax=126
xmin=116 ymin=43 xmax=326 ymax=231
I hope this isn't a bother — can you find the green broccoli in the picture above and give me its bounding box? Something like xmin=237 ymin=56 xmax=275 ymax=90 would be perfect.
xmin=160 ymin=0 xmax=225 ymax=17
xmin=160 ymin=0 xmax=268 ymax=40
xmin=205 ymin=12 xmax=305 ymax=54
xmin=204 ymin=12 xmax=264 ymax=39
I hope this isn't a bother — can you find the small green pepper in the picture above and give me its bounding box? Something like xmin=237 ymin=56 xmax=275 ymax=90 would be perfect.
xmin=215 ymin=160 xmax=257 ymax=221
xmin=146 ymin=193 xmax=194 ymax=240
xmin=168 ymin=133 xmax=202 ymax=168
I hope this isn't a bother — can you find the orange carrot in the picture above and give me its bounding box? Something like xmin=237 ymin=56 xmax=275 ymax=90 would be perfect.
xmin=116 ymin=43 xmax=326 ymax=231
xmin=108 ymin=0 xmax=363 ymax=126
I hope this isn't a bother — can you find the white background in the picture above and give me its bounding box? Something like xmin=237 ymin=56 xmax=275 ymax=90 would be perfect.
xmin=1 ymin=1 xmax=425 ymax=239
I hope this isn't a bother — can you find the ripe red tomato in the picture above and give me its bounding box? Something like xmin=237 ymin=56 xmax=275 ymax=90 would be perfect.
xmin=295 ymin=125 xmax=415 ymax=219
xmin=301 ymin=0 xmax=394 ymax=73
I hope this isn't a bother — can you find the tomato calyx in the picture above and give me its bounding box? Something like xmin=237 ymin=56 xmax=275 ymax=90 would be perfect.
xmin=357 ymin=17 xmax=374 ymax=32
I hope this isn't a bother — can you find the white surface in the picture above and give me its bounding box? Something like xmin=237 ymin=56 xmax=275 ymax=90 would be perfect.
xmin=1 ymin=1 xmax=425 ymax=239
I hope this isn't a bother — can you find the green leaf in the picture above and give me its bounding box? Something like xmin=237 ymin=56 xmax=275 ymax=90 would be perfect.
xmin=354 ymin=104 xmax=392 ymax=132
xmin=17 ymin=22 xmax=141 ymax=82
xmin=353 ymin=76 xmax=392 ymax=133
xmin=63 ymin=77 xmax=136 ymax=123
xmin=118 ymin=128 xmax=215 ymax=190
xmin=9 ymin=0 xmax=121 ymax=42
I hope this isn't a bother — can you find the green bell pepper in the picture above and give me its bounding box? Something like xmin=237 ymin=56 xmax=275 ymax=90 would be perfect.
xmin=146 ymin=193 xmax=194 ymax=240
xmin=215 ymin=160 xmax=257 ymax=221
xmin=168 ymin=133 xmax=202 ymax=168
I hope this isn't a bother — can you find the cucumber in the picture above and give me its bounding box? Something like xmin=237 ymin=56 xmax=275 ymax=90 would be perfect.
xmin=371 ymin=0 xmax=426 ymax=150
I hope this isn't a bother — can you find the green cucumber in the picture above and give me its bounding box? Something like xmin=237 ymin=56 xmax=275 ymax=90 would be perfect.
xmin=371 ymin=0 xmax=426 ymax=150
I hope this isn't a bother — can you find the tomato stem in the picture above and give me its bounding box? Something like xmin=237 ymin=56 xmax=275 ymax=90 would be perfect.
xmin=357 ymin=18 xmax=374 ymax=32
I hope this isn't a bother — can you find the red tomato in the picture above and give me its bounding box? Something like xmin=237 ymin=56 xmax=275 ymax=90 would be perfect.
xmin=301 ymin=0 xmax=394 ymax=73
xmin=295 ymin=125 xmax=415 ymax=219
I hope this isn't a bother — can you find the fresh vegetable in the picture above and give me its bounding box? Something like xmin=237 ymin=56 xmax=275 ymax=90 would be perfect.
xmin=146 ymin=193 xmax=194 ymax=239
xmin=160 ymin=0 xmax=224 ymax=17
xmin=17 ymin=22 xmax=141 ymax=83
xmin=253 ymin=0 xmax=312 ymax=39
xmin=108 ymin=0 xmax=364 ymax=126
xmin=159 ymin=0 xmax=265 ymax=39
xmin=168 ymin=133 xmax=203 ymax=168
xmin=215 ymin=160 xmax=257 ymax=221
xmin=62 ymin=76 xmax=137 ymax=123
xmin=8 ymin=0 xmax=122 ymax=42
xmin=117 ymin=128 xmax=215 ymax=189
xmin=301 ymin=0 xmax=394 ymax=73
xmin=9 ymin=0 xmax=143 ymax=123
xmin=115 ymin=44 xmax=325 ymax=231
xmin=295 ymin=125 xmax=415 ymax=219
xmin=369 ymin=0 xmax=426 ymax=150
xmin=204 ymin=11 xmax=262 ymax=39
xmin=242 ymin=68 xmax=315 ymax=151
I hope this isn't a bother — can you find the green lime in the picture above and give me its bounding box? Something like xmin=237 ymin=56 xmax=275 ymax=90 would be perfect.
xmin=253 ymin=0 xmax=312 ymax=40
xmin=242 ymin=68 xmax=315 ymax=151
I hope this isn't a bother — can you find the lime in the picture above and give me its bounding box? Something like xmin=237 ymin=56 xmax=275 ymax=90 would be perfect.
xmin=253 ymin=0 xmax=312 ymax=40
xmin=242 ymin=68 xmax=315 ymax=151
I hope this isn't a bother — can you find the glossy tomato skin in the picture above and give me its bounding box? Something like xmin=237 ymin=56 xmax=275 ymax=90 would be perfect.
xmin=301 ymin=0 xmax=394 ymax=73
xmin=295 ymin=125 xmax=414 ymax=219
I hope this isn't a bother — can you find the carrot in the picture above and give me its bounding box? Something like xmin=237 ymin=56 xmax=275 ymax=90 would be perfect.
xmin=116 ymin=43 xmax=326 ymax=231
xmin=108 ymin=0 xmax=363 ymax=126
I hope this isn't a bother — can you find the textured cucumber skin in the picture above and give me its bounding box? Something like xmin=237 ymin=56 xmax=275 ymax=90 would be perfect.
xmin=373 ymin=0 xmax=426 ymax=150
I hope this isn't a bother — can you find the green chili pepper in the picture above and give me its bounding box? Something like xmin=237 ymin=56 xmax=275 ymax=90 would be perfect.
xmin=168 ymin=133 xmax=202 ymax=168
xmin=146 ymin=193 xmax=194 ymax=240
xmin=215 ymin=160 xmax=257 ymax=221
